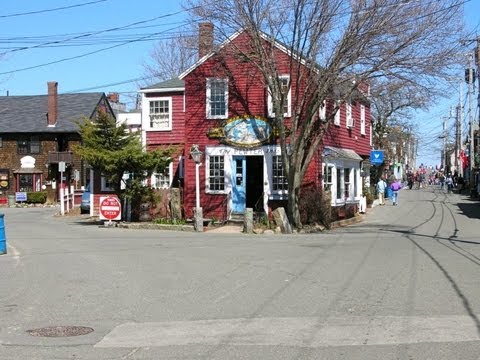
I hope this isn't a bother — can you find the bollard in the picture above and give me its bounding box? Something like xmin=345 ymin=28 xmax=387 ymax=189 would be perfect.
xmin=0 ymin=213 xmax=6 ymax=254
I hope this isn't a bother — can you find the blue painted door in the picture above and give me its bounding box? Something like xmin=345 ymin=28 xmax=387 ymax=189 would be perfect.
xmin=232 ymin=156 xmax=246 ymax=213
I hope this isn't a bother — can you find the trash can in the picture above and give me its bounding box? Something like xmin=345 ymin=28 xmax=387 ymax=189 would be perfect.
xmin=0 ymin=213 xmax=6 ymax=254
xmin=7 ymin=194 xmax=15 ymax=206
xmin=386 ymin=187 xmax=393 ymax=199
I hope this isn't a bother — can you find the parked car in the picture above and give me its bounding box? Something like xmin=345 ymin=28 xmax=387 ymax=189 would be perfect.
xmin=80 ymin=184 xmax=90 ymax=214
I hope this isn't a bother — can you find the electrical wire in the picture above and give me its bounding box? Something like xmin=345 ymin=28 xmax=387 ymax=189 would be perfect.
xmin=0 ymin=0 xmax=107 ymax=18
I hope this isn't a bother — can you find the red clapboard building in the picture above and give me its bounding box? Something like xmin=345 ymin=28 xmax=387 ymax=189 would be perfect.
xmin=139 ymin=24 xmax=372 ymax=221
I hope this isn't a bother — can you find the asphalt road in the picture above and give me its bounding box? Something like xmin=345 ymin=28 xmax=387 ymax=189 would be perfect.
xmin=1 ymin=186 xmax=480 ymax=359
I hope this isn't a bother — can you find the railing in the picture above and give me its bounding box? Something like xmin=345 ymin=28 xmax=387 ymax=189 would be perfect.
xmin=48 ymin=151 xmax=73 ymax=164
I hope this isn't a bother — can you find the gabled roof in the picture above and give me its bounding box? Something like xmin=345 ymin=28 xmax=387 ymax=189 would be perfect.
xmin=179 ymin=29 xmax=300 ymax=80
xmin=0 ymin=92 xmax=106 ymax=133
xmin=140 ymin=78 xmax=185 ymax=93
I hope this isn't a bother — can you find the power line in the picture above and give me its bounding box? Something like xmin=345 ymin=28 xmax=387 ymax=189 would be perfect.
xmin=0 ymin=8 xmax=198 ymax=56
xmin=0 ymin=24 xmax=185 ymax=76
xmin=0 ymin=0 xmax=107 ymax=19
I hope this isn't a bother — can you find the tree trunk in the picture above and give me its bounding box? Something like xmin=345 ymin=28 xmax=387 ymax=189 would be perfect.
xmin=287 ymin=173 xmax=302 ymax=229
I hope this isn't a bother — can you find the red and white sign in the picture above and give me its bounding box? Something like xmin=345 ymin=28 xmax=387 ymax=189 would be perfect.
xmin=99 ymin=196 xmax=121 ymax=221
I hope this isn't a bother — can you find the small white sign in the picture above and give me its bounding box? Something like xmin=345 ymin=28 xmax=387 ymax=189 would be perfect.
xmin=15 ymin=192 xmax=27 ymax=202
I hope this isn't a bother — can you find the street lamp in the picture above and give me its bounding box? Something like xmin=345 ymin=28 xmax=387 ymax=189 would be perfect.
xmin=190 ymin=144 xmax=203 ymax=231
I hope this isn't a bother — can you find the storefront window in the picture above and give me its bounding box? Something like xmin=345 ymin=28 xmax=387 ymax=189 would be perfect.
xmin=272 ymin=155 xmax=288 ymax=191
xmin=19 ymin=174 xmax=33 ymax=192
xmin=208 ymin=155 xmax=225 ymax=191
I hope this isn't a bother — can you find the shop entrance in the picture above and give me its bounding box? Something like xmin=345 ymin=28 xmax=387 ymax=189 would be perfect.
xmin=231 ymin=155 xmax=264 ymax=214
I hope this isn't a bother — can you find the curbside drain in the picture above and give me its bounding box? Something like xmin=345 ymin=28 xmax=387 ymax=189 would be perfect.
xmin=27 ymin=326 xmax=94 ymax=337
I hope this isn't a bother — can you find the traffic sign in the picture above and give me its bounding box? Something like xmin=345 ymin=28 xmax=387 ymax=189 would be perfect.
xmin=99 ymin=196 xmax=121 ymax=221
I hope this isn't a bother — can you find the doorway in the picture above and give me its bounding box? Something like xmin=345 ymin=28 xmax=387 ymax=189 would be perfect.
xmin=231 ymin=155 xmax=264 ymax=214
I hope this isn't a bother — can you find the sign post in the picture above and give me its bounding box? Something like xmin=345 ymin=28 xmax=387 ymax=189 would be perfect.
xmin=99 ymin=196 xmax=121 ymax=225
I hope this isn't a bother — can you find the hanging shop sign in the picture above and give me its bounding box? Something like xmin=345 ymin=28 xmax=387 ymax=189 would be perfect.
xmin=223 ymin=116 xmax=272 ymax=148
xmin=370 ymin=150 xmax=384 ymax=165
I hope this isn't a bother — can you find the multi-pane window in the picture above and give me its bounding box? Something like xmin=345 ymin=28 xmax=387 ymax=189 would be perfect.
xmin=208 ymin=155 xmax=225 ymax=191
xmin=323 ymin=164 xmax=333 ymax=189
xmin=334 ymin=101 xmax=341 ymax=126
xmin=360 ymin=104 xmax=366 ymax=135
xmin=149 ymin=99 xmax=171 ymax=129
xmin=207 ymin=79 xmax=228 ymax=119
xmin=279 ymin=76 xmax=290 ymax=115
xmin=346 ymin=102 xmax=353 ymax=128
xmin=344 ymin=168 xmax=351 ymax=198
xmin=268 ymin=75 xmax=291 ymax=117
xmin=272 ymin=155 xmax=288 ymax=191
xmin=152 ymin=164 xmax=171 ymax=189
xmin=336 ymin=168 xmax=342 ymax=199
xmin=17 ymin=136 xmax=40 ymax=154
xmin=319 ymin=100 xmax=327 ymax=122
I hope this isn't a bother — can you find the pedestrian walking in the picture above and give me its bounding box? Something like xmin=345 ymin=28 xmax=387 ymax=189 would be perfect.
xmin=376 ymin=177 xmax=387 ymax=206
xmin=391 ymin=179 xmax=402 ymax=206
xmin=446 ymin=173 xmax=453 ymax=193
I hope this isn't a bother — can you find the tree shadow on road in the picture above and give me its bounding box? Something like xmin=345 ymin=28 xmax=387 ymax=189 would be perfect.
xmin=456 ymin=201 xmax=480 ymax=220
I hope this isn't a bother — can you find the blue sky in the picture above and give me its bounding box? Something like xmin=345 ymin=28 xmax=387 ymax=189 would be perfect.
xmin=0 ymin=1 xmax=478 ymax=168
xmin=0 ymin=1 xmax=187 ymax=104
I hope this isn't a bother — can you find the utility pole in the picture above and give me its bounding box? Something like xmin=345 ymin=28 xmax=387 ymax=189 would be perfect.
xmin=467 ymin=52 xmax=475 ymax=188
xmin=458 ymin=80 xmax=463 ymax=177
xmin=445 ymin=117 xmax=448 ymax=171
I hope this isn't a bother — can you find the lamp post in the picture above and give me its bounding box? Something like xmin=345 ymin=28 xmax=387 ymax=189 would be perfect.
xmin=190 ymin=144 xmax=203 ymax=232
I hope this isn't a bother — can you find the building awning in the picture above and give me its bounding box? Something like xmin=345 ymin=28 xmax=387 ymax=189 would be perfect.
xmin=324 ymin=146 xmax=363 ymax=161
xmin=13 ymin=167 xmax=44 ymax=174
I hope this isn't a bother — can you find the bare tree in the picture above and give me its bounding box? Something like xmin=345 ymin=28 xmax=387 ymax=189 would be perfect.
xmin=140 ymin=33 xmax=198 ymax=87
xmin=183 ymin=0 xmax=464 ymax=228
xmin=370 ymin=79 xmax=428 ymax=181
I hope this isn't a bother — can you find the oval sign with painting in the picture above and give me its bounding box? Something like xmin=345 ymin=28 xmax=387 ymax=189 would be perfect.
xmin=223 ymin=116 xmax=272 ymax=148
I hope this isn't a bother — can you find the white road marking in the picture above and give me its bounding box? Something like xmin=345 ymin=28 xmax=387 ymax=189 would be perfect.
xmin=95 ymin=315 xmax=480 ymax=348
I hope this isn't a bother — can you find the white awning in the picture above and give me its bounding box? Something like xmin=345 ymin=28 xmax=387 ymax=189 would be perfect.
xmin=324 ymin=146 xmax=363 ymax=161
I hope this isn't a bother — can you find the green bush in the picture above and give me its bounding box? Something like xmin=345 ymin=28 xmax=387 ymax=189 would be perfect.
xmin=27 ymin=191 xmax=47 ymax=204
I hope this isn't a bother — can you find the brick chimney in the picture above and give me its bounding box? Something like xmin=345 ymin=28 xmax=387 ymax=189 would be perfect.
xmin=47 ymin=81 xmax=58 ymax=126
xmin=198 ymin=22 xmax=214 ymax=59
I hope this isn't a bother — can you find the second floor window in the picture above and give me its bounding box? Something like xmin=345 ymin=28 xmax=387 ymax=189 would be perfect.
xmin=17 ymin=136 xmax=40 ymax=154
xmin=268 ymin=75 xmax=291 ymax=118
xmin=360 ymin=104 xmax=366 ymax=135
xmin=272 ymin=155 xmax=288 ymax=191
xmin=346 ymin=101 xmax=353 ymax=128
xmin=149 ymin=98 xmax=172 ymax=130
xmin=206 ymin=78 xmax=228 ymax=119
xmin=334 ymin=101 xmax=341 ymax=126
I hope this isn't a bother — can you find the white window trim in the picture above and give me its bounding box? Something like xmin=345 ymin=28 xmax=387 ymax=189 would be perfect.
xmin=329 ymin=160 xmax=362 ymax=205
xmin=143 ymin=96 xmax=173 ymax=131
xmin=360 ymin=104 xmax=366 ymax=135
xmin=319 ymin=100 xmax=327 ymax=122
xmin=334 ymin=101 xmax=341 ymax=126
xmin=323 ymin=162 xmax=334 ymax=190
xmin=151 ymin=162 xmax=173 ymax=189
xmin=346 ymin=101 xmax=353 ymax=128
xmin=205 ymin=150 xmax=229 ymax=194
xmin=206 ymin=78 xmax=228 ymax=119
xmin=268 ymin=75 xmax=291 ymax=118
